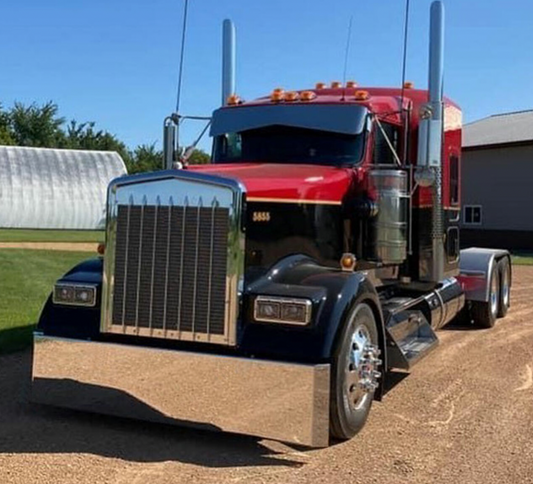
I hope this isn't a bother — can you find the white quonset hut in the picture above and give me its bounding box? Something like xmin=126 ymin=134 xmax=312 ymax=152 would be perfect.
xmin=0 ymin=146 xmax=127 ymax=230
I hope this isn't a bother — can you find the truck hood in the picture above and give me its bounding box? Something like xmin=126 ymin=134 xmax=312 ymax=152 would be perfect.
xmin=188 ymin=163 xmax=353 ymax=204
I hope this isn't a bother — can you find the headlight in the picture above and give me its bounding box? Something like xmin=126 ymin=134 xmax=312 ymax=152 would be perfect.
xmin=254 ymin=296 xmax=312 ymax=325
xmin=53 ymin=284 xmax=97 ymax=307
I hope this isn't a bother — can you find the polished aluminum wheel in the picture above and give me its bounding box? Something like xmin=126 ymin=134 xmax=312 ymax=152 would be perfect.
xmin=501 ymin=264 xmax=510 ymax=308
xmin=346 ymin=324 xmax=382 ymax=411
xmin=490 ymin=270 xmax=499 ymax=319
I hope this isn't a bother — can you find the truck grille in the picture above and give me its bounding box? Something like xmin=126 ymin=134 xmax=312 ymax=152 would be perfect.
xmin=110 ymin=203 xmax=229 ymax=339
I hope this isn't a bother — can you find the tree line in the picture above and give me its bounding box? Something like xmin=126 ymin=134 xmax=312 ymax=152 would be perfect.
xmin=0 ymin=101 xmax=210 ymax=173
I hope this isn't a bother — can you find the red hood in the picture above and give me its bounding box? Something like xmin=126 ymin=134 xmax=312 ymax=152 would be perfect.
xmin=188 ymin=163 xmax=353 ymax=203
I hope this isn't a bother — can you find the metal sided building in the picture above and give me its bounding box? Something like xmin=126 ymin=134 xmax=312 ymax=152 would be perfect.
xmin=461 ymin=110 xmax=533 ymax=251
xmin=0 ymin=146 xmax=127 ymax=230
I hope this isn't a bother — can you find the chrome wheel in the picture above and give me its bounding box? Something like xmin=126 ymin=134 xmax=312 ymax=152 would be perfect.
xmin=346 ymin=325 xmax=382 ymax=411
xmin=490 ymin=270 xmax=499 ymax=319
xmin=501 ymin=265 xmax=510 ymax=308
xmin=330 ymin=302 xmax=381 ymax=441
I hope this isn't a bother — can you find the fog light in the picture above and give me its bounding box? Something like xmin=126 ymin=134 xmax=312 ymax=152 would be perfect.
xmin=53 ymin=284 xmax=97 ymax=307
xmin=254 ymin=296 xmax=312 ymax=325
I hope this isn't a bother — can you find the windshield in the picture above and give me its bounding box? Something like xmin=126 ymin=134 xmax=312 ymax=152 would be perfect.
xmin=213 ymin=126 xmax=366 ymax=166
xmin=210 ymin=103 xmax=368 ymax=166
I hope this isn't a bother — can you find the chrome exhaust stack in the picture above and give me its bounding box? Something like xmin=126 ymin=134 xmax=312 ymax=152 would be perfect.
xmin=222 ymin=19 xmax=236 ymax=106
xmin=416 ymin=0 xmax=445 ymax=283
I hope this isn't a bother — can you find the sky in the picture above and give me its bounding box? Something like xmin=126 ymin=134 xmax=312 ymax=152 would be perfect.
xmin=1 ymin=0 xmax=532 ymax=152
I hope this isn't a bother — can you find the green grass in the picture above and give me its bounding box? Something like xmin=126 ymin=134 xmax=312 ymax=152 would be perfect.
xmin=0 ymin=229 xmax=104 ymax=243
xmin=0 ymin=249 xmax=91 ymax=353
xmin=512 ymin=254 xmax=533 ymax=266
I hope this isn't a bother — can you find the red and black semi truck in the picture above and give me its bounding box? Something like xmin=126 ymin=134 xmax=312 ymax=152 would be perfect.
xmin=31 ymin=2 xmax=511 ymax=447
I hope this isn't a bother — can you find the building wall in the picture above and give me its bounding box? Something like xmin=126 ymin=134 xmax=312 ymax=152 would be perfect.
xmin=0 ymin=146 xmax=127 ymax=230
xmin=460 ymin=143 xmax=533 ymax=250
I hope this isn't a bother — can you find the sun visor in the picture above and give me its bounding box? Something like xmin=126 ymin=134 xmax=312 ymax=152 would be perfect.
xmin=210 ymin=104 xmax=368 ymax=137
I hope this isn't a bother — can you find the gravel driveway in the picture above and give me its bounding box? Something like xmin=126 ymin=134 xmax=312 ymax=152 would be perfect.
xmin=1 ymin=266 xmax=532 ymax=484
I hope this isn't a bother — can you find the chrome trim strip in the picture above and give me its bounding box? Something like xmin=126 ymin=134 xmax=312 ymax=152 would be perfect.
xmin=32 ymin=335 xmax=331 ymax=448
xmin=247 ymin=197 xmax=342 ymax=205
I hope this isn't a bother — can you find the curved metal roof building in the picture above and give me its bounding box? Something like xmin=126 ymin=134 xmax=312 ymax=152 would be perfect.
xmin=0 ymin=146 xmax=127 ymax=229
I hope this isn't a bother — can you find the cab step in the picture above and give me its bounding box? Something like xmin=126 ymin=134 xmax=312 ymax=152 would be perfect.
xmin=383 ymin=298 xmax=439 ymax=370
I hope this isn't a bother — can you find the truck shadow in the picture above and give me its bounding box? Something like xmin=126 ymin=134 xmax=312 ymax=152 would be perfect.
xmin=0 ymin=348 xmax=307 ymax=468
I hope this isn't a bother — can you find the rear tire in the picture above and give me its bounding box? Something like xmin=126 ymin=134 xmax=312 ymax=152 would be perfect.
xmin=330 ymin=303 xmax=381 ymax=441
xmin=497 ymin=258 xmax=511 ymax=318
xmin=471 ymin=266 xmax=499 ymax=329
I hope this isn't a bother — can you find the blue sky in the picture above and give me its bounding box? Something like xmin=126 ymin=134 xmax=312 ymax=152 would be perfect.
xmin=1 ymin=0 xmax=532 ymax=151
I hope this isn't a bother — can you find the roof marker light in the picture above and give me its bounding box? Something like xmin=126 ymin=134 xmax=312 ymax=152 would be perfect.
xmin=271 ymin=89 xmax=285 ymax=102
xmin=300 ymin=91 xmax=316 ymax=101
xmin=285 ymin=91 xmax=299 ymax=102
xmin=354 ymin=90 xmax=370 ymax=101
xmin=315 ymin=82 xmax=326 ymax=90
xmin=403 ymin=81 xmax=414 ymax=89
xmin=227 ymin=94 xmax=241 ymax=105
xmin=331 ymin=81 xmax=342 ymax=89
xmin=346 ymin=80 xmax=358 ymax=89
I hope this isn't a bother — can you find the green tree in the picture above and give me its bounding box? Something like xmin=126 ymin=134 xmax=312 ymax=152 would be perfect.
xmin=62 ymin=120 xmax=131 ymax=165
xmin=9 ymin=101 xmax=65 ymax=147
xmin=0 ymin=104 xmax=14 ymax=145
xmin=128 ymin=144 xmax=163 ymax=174
xmin=187 ymin=148 xmax=210 ymax=165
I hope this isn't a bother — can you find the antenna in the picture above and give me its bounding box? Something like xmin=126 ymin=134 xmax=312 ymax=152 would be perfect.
xmin=341 ymin=16 xmax=354 ymax=101
xmin=399 ymin=0 xmax=411 ymax=110
xmin=175 ymin=0 xmax=190 ymax=113
xmin=164 ymin=0 xmax=190 ymax=170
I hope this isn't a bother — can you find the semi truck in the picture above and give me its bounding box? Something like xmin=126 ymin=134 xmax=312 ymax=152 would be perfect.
xmin=31 ymin=1 xmax=512 ymax=447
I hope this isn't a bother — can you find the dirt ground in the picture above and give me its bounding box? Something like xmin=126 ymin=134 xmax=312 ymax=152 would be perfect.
xmin=0 ymin=242 xmax=97 ymax=252
xmin=1 ymin=266 xmax=532 ymax=484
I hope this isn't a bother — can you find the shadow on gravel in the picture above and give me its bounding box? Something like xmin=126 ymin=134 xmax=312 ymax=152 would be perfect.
xmin=0 ymin=349 xmax=306 ymax=468
xmin=382 ymin=371 xmax=409 ymax=396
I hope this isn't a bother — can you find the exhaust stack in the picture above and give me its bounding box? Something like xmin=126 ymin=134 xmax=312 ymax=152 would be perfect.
xmin=222 ymin=19 xmax=236 ymax=106
xmin=416 ymin=0 xmax=445 ymax=283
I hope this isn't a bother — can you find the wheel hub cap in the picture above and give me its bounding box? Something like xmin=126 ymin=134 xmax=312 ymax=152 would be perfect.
xmin=346 ymin=325 xmax=382 ymax=409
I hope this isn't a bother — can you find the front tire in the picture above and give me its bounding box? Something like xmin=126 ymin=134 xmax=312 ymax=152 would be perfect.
xmin=330 ymin=303 xmax=381 ymax=441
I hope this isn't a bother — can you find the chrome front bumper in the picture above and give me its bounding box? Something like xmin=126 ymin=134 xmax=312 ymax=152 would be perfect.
xmin=31 ymin=334 xmax=331 ymax=447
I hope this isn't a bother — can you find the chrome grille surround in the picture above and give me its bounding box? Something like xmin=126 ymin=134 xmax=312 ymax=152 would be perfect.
xmin=101 ymin=170 xmax=245 ymax=346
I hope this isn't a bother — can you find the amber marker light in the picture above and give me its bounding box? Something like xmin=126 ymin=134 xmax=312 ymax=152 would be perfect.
xmin=340 ymin=253 xmax=357 ymax=272
xmin=354 ymin=90 xmax=370 ymax=101
xmin=97 ymin=243 xmax=106 ymax=256
xmin=271 ymin=89 xmax=284 ymax=102
xmin=403 ymin=81 xmax=414 ymax=89
xmin=300 ymin=90 xmax=316 ymax=101
xmin=315 ymin=82 xmax=326 ymax=90
xmin=346 ymin=80 xmax=358 ymax=89
xmin=227 ymin=94 xmax=241 ymax=105
xmin=285 ymin=91 xmax=299 ymax=102
xmin=331 ymin=81 xmax=342 ymax=89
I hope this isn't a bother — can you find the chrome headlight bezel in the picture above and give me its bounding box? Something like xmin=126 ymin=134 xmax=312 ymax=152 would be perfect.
xmin=53 ymin=283 xmax=98 ymax=308
xmin=253 ymin=296 xmax=312 ymax=326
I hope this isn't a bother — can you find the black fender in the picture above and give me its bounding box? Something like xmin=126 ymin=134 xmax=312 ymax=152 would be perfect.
xmin=37 ymin=258 xmax=103 ymax=339
xmin=241 ymin=255 xmax=387 ymax=390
